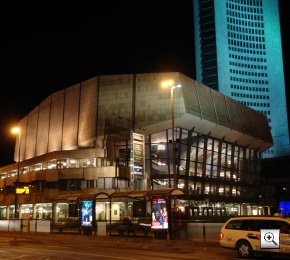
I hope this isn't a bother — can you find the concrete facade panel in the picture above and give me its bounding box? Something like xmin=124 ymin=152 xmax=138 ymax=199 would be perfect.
xmin=78 ymin=77 xmax=97 ymax=147
xmin=195 ymin=82 xmax=217 ymax=123
xmin=135 ymin=72 xmax=183 ymax=130
xmin=58 ymin=168 xmax=84 ymax=179
xmin=36 ymin=96 xmax=51 ymax=156
xmin=97 ymin=74 xmax=133 ymax=148
xmin=182 ymin=76 xmax=202 ymax=118
xmin=225 ymin=97 xmax=244 ymax=132
xmin=48 ymin=91 xmax=65 ymax=153
xmin=238 ymin=104 xmax=257 ymax=137
xmin=250 ymin=109 xmax=273 ymax=144
xmin=211 ymin=90 xmax=231 ymax=128
xmin=61 ymin=84 xmax=80 ymax=150
xmin=13 ymin=117 xmax=27 ymax=162
xmin=25 ymin=107 xmax=39 ymax=159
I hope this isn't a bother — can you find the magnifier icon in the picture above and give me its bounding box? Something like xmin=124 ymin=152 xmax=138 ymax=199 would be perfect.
xmin=264 ymin=232 xmax=278 ymax=245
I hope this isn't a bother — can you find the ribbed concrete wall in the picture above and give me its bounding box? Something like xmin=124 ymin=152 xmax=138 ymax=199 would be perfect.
xmin=13 ymin=72 xmax=272 ymax=161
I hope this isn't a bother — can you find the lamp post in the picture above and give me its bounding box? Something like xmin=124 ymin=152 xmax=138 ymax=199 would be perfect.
xmin=161 ymin=80 xmax=182 ymax=189
xmin=11 ymin=127 xmax=21 ymax=218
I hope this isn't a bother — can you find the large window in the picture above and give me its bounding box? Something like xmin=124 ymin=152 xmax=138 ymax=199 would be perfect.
xmin=150 ymin=127 xmax=261 ymax=201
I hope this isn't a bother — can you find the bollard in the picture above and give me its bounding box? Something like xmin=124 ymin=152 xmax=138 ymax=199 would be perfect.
xmin=203 ymin=222 xmax=206 ymax=242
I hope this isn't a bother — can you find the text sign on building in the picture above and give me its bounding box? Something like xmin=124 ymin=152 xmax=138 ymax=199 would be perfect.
xmin=16 ymin=186 xmax=30 ymax=194
xmin=131 ymin=132 xmax=145 ymax=176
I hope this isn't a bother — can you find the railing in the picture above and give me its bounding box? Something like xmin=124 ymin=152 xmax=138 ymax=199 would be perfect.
xmin=0 ymin=219 xmax=224 ymax=241
xmin=0 ymin=219 xmax=51 ymax=233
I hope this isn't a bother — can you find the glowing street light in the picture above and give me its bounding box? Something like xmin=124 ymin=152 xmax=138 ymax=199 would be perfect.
xmin=161 ymin=80 xmax=182 ymax=189
xmin=11 ymin=126 xmax=21 ymax=218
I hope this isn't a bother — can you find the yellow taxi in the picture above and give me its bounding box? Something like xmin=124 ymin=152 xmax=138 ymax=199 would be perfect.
xmin=219 ymin=215 xmax=290 ymax=258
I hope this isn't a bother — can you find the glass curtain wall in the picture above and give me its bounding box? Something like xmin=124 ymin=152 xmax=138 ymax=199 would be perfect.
xmin=150 ymin=127 xmax=261 ymax=203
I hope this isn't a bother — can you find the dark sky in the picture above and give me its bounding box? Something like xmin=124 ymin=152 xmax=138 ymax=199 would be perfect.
xmin=0 ymin=1 xmax=288 ymax=167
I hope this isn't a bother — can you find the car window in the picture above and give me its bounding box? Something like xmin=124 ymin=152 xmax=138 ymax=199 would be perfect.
xmin=225 ymin=218 xmax=290 ymax=233
xmin=240 ymin=220 xmax=268 ymax=231
xmin=252 ymin=220 xmax=268 ymax=231
xmin=225 ymin=220 xmax=243 ymax=229
xmin=269 ymin=220 xmax=290 ymax=234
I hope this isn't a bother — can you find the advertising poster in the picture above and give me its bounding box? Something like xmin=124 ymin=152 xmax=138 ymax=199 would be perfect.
xmin=151 ymin=196 xmax=168 ymax=229
xmin=81 ymin=200 xmax=93 ymax=227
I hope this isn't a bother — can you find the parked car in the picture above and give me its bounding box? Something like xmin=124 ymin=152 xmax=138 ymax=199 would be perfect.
xmin=219 ymin=215 xmax=290 ymax=258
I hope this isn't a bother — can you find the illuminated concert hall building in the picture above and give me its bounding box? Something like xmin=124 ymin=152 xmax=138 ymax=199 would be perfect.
xmin=0 ymin=72 xmax=273 ymax=223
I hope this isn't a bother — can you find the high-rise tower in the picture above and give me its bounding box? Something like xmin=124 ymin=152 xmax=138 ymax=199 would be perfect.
xmin=194 ymin=0 xmax=289 ymax=158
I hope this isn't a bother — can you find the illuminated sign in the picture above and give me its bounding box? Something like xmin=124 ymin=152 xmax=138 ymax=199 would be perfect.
xmin=279 ymin=201 xmax=290 ymax=216
xmin=16 ymin=186 xmax=30 ymax=194
xmin=151 ymin=196 xmax=168 ymax=229
xmin=81 ymin=200 xmax=93 ymax=227
xmin=131 ymin=132 xmax=145 ymax=176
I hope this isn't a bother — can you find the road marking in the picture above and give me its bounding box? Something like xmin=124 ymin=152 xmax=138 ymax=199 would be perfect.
xmin=18 ymin=247 xmax=139 ymax=260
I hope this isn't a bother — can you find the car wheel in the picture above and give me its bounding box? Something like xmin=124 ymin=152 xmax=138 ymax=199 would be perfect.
xmin=237 ymin=240 xmax=254 ymax=258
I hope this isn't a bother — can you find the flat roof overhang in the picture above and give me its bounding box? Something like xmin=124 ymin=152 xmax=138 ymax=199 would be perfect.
xmin=143 ymin=113 xmax=272 ymax=152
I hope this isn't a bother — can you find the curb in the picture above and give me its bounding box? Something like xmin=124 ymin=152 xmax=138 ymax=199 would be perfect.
xmin=1 ymin=231 xmax=220 ymax=249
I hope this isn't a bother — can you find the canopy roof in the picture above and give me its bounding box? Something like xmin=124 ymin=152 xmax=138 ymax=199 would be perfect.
xmin=53 ymin=188 xmax=184 ymax=202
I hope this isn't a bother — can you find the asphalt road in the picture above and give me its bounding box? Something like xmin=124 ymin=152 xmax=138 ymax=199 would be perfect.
xmin=0 ymin=232 xmax=289 ymax=259
xmin=0 ymin=231 xmax=220 ymax=259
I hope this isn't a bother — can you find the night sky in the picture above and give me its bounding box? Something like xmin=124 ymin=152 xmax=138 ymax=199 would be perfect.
xmin=0 ymin=1 xmax=289 ymax=167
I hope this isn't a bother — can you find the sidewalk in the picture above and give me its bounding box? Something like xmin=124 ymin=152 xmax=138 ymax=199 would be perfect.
xmin=1 ymin=231 xmax=220 ymax=251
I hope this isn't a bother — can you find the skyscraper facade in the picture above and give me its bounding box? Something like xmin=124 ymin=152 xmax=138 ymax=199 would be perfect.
xmin=194 ymin=0 xmax=289 ymax=158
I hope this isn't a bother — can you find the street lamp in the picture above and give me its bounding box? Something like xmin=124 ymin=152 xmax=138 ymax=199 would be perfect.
xmin=161 ymin=80 xmax=182 ymax=189
xmin=11 ymin=126 xmax=21 ymax=218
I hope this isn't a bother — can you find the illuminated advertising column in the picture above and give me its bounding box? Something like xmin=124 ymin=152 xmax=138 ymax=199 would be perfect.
xmin=151 ymin=196 xmax=168 ymax=230
xmin=81 ymin=200 xmax=94 ymax=228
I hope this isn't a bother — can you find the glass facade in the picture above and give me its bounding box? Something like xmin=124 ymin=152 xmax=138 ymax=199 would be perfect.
xmin=150 ymin=126 xmax=261 ymax=204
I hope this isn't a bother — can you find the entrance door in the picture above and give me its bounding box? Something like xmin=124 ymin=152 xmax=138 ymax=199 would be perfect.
xmin=203 ymin=207 xmax=213 ymax=216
